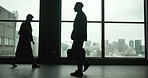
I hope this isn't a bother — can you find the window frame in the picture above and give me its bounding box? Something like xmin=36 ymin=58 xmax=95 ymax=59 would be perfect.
xmin=61 ymin=0 xmax=147 ymax=59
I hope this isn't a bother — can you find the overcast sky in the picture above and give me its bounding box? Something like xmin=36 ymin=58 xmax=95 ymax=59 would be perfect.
xmin=62 ymin=0 xmax=145 ymax=45
xmin=0 ymin=0 xmax=145 ymax=45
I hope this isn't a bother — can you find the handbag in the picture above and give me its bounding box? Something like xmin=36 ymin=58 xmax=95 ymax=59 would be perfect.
xmin=67 ymin=48 xmax=86 ymax=60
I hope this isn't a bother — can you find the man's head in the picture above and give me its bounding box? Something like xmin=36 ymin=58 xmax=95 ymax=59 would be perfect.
xmin=74 ymin=2 xmax=84 ymax=12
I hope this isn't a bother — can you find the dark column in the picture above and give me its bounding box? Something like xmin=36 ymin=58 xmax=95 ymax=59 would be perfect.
xmin=39 ymin=0 xmax=61 ymax=63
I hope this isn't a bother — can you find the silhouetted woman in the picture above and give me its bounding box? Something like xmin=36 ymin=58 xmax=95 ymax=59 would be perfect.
xmin=70 ymin=2 xmax=90 ymax=77
xmin=10 ymin=14 xmax=40 ymax=68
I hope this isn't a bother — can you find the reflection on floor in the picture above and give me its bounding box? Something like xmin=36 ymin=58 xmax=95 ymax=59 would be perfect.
xmin=0 ymin=64 xmax=148 ymax=78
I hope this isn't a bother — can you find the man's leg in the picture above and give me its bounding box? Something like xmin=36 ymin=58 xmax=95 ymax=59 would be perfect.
xmin=71 ymin=41 xmax=83 ymax=76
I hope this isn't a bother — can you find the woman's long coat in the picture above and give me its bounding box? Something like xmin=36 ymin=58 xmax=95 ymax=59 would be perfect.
xmin=15 ymin=21 xmax=34 ymax=62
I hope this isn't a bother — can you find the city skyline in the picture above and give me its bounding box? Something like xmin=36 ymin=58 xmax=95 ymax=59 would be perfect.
xmin=62 ymin=38 xmax=145 ymax=47
xmin=61 ymin=38 xmax=145 ymax=57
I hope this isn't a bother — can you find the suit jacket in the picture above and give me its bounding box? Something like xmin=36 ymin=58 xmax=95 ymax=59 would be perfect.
xmin=71 ymin=11 xmax=87 ymax=41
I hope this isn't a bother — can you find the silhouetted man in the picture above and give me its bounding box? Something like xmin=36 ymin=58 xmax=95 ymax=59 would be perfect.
xmin=70 ymin=2 xmax=90 ymax=77
xmin=10 ymin=14 xmax=40 ymax=68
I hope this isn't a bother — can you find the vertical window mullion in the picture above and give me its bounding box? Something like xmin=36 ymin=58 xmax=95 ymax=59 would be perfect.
xmin=101 ymin=0 xmax=105 ymax=58
xmin=144 ymin=0 xmax=147 ymax=59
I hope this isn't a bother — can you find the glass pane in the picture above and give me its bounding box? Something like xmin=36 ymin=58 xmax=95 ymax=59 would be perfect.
xmin=105 ymin=23 xmax=145 ymax=58
xmin=84 ymin=23 xmax=102 ymax=57
xmin=0 ymin=22 xmax=39 ymax=56
xmin=0 ymin=0 xmax=39 ymax=20
xmin=61 ymin=23 xmax=73 ymax=57
xmin=61 ymin=22 xmax=101 ymax=57
xmin=105 ymin=0 xmax=144 ymax=22
xmin=62 ymin=0 xmax=101 ymax=21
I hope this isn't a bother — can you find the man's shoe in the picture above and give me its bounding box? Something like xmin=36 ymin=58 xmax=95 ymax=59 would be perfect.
xmin=70 ymin=70 xmax=83 ymax=77
xmin=84 ymin=63 xmax=90 ymax=72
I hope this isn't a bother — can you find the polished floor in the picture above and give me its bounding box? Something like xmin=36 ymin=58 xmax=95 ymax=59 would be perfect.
xmin=0 ymin=64 xmax=148 ymax=78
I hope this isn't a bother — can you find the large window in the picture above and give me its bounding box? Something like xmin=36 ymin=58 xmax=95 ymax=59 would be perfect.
xmin=61 ymin=0 xmax=145 ymax=58
xmin=61 ymin=0 xmax=102 ymax=57
xmin=0 ymin=0 xmax=39 ymax=56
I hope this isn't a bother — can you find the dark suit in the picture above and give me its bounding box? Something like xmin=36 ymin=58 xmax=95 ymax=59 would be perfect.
xmin=71 ymin=11 xmax=87 ymax=41
xmin=71 ymin=11 xmax=87 ymax=71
